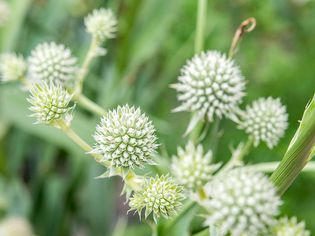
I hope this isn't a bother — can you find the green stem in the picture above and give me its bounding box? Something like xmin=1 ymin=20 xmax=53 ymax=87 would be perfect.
xmin=194 ymin=0 xmax=207 ymax=53
xmin=55 ymin=119 xmax=92 ymax=152
xmin=75 ymin=37 xmax=99 ymax=94
xmin=249 ymin=161 xmax=315 ymax=173
xmin=270 ymin=94 xmax=315 ymax=195
xmin=189 ymin=0 xmax=207 ymax=142
xmin=219 ymin=138 xmax=253 ymax=174
xmin=74 ymin=93 xmax=107 ymax=116
xmin=54 ymin=119 xmax=103 ymax=162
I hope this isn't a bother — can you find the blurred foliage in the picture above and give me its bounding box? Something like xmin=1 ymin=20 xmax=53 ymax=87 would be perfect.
xmin=0 ymin=0 xmax=315 ymax=235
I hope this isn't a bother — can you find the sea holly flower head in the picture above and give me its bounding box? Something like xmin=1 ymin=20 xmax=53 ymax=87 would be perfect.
xmin=0 ymin=53 xmax=26 ymax=82
xmin=27 ymin=81 xmax=74 ymax=125
xmin=203 ymin=167 xmax=281 ymax=236
xmin=129 ymin=175 xmax=184 ymax=223
xmin=28 ymin=42 xmax=77 ymax=85
xmin=92 ymin=105 xmax=158 ymax=170
xmin=84 ymin=8 xmax=117 ymax=43
xmin=238 ymin=97 xmax=288 ymax=148
xmin=272 ymin=217 xmax=310 ymax=236
xmin=171 ymin=141 xmax=220 ymax=191
xmin=172 ymin=50 xmax=246 ymax=133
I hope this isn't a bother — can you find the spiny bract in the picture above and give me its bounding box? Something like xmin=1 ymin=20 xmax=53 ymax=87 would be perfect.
xmin=92 ymin=105 xmax=158 ymax=169
xmin=0 ymin=53 xmax=26 ymax=82
xmin=28 ymin=42 xmax=77 ymax=85
xmin=129 ymin=175 xmax=184 ymax=223
xmin=27 ymin=82 xmax=73 ymax=125
xmin=272 ymin=217 xmax=310 ymax=236
xmin=203 ymin=168 xmax=281 ymax=236
xmin=171 ymin=141 xmax=220 ymax=191
xmin=172 ymin=51 xmax=246 ymax=122
xmin=238 ymin=97 xmax=288 ymax=149
xmin=84 ymin=8 xmax=117 ymax=43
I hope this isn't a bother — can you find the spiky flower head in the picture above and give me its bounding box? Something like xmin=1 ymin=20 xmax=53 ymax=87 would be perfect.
xmin=172 ymin=51 xmax=245 ymax=123
xmin=238 ymin=97 xmax=288 ymax=149
xmin=203 ymin=168 xmax=281 ymax=236
xmin=171 ymin=142 xmax=220 ymax=191
xmin=0 ymin=0 xmax=10 ymax=26
xmin=28 ymin=42 xmax=77 ymax=85
xmin=27 ymin=81 xmax=74 ymax=125
xmin=272 ymin=217 xmax=310 ymax=236
xmin=84 ymin=8 xmax=117 ymax=43
xmin=129 ymin=175 xmax=184 ymax=223
xmin=0 ymin=53 xmax=26 ymax=82
xmin=92 ymin=105 xmax=158 ymax=169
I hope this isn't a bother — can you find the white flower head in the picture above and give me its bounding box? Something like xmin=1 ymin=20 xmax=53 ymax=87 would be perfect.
xmin=203 ymin=168 xmax=281 ymax=236
xmin=172 ymin=51 xmax=246 ymax=122
xmin=84 ymin=8 xmax=117 ymax=43
xmin=129 ymin=175 xmax=184 ymax=223
xmin=171 ymin=141 xmax=220 ymax=191
xmin=238 ymin=97 xmax=288 ymax=148
xmin=0 ymin=53 xmax=26 ymax=82
xmin=28 ymin=42 xmax=77 ymax=85
xmin=0 ymin=217 xmax=34 ymax=236
xmin=0 ymin=0 xmax=10 ymax=26
xmin=92 ymin=105 xmax=158 ymax=169
xmin=27 ymin=81 xmax=74 ymax=125
xmin=272 ymin=217 xmax=310 ymax=236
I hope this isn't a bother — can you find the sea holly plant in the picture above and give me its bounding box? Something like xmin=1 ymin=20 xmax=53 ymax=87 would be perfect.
xmin=1 ymin=2 xmax=315 ymax=236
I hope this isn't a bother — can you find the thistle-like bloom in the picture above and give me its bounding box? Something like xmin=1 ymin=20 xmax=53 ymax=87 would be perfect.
xmin=171 ymin=142 xmax=220 ymax=191
xmin=28 ymin=42 xmax=77 ymax=84
xmin=27 ymin=82 xmax=73 ymax=125
xmin=84 ymin=8 xmax=117 ymax=43
xmin=129 ymin=175 xmax=184 ymax=223
xmin=92 ymin=105 xmax=158 ymax=169
xmin=0 ymin=0 xmax=10 ymax=26
xmin=238 ymin=97 xmax=288 ymax=148
xmin=0 ymin=53 xmax=26 ymax=82
xmin=203 ymin=168 xmax=281 ymax=236
xmin=272 ymin=217 xmax=310 ymax=236
xmin=172 ymin=51 xmax=245 ymax=122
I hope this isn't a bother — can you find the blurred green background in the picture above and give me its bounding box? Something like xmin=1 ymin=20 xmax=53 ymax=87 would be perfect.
xmin=0 ymin=0 xmax=315 ymax=235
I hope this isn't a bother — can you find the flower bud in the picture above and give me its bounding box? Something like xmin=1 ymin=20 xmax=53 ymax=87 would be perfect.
xmin=238 ymin=97 xmax=288 ymax=148
xmin=0 ymin=53 xmax=26 ymax=82
xmin=172 ymin=51 xmax=245 ymax=122
xmin=129 ymin=175 xmax=184 ymax=223
xmin=203 ymin=168 xmax=281 ymax=236
xmin=92 ymin=105 xmax=158 ymax=169
xmin=27 ymin=82 xmax=73 ymax=125
xmin=171 ymin=142 xmax=220 ymax=191
xmin=84 ymin=8 xmax=117 ymax=43
xmin=272 ymin=217 xmax=310 ymax=236
xmin=28 ymin=42 xmax=77 ymax=85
